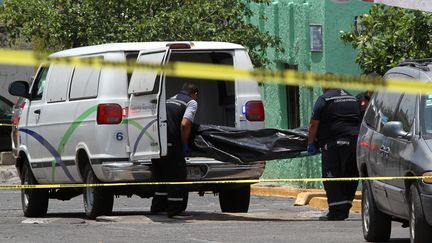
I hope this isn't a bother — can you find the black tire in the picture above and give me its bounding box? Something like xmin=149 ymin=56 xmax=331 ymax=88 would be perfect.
xmin=362 ymin=181 xmax=392 ymax=242
xmin=219 ymin=184 xmax=250 ymax=213
xmin=409 ymin=184 xmax=432 ymax=243
xmin=21 ymin=161 xmax=49 ymax=217
xmin=83 ymin=164 xmax=114 ymax=219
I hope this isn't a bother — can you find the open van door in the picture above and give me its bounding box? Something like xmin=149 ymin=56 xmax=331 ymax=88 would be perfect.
xmin=128 ymin=48 xmax=168 ymax=161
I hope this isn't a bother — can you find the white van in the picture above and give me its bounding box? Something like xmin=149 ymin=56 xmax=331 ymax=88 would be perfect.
xmin=9 ymin=42 xmax=265 ymax=219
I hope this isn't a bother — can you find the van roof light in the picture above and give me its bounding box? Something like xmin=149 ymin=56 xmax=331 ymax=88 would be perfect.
xmin=166 ymin=43 xmax=191 ymax=49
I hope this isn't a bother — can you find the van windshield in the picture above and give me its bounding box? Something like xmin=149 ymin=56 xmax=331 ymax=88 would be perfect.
xmin=422 ymin=94 xmax=432 ymax=137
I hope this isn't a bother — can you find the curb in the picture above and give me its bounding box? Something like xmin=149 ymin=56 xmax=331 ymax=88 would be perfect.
xmin=0 ymin=152 xmax=15 ymax=165
xmin=0 ymin=165 xmax=19 ymax=184
xmin=251 ymin=185 xmax=361 ymax=213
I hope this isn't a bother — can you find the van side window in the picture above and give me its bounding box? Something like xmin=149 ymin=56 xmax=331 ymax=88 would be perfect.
xmin=31 ymin=67 xmax=49 ymax=100
xmin=422 ymin=95 xmax=432 ymax=135
xmin=376 ymin=91 xmax=402 ymax=132
xmin=46 ymin=64 xmax=74 ymax=103
xmin=69 ymin=66 xmax=101 ymax=100
xmin=395 ymin=94 xmax=416 ymax=132
xmin=373 ymin=73 xmax=413 ymax=132
xmin=363 ymin=94 xmax=378 ymax=129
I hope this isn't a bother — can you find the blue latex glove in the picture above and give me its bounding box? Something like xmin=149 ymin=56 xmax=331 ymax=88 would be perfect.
xmin=182 ymin=144 xmax=190 ymax=156
xmin=307 ymin=144 xmax=317 ymax=155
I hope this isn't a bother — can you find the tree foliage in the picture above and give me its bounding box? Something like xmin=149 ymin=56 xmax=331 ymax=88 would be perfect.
xmin=340 ymin=4 xmax=432 ymax=75
xmin=0 ymin=0 xmax=282 ymax=67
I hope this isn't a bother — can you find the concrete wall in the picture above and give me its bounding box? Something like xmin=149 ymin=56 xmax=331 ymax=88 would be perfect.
xmin=249 ymin=0 xmax=371 ymax=188
xmin=0 ymin=65 xmax=34 ymax=102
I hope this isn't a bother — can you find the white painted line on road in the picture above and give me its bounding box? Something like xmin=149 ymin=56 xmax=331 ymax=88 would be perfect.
xmin=299 ymin=211 xmax=324 ymax=218
xmin=21 ymin=218 xmax=58 ymax=224
xmin=188 ymin=238 xmax=221 ymax=243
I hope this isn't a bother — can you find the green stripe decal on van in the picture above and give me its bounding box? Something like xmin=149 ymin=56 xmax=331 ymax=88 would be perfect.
xmin=51 ymin=105 xmax=98 ymax=180
xmin=47 ymin=105 xmax=157 ymax=181
xmin=122 ymin=118 xmax=156 ymax=143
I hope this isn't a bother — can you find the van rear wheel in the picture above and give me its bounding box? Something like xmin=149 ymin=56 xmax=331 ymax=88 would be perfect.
xmin=362 ymin=181 xmax=391 ymax=242
xmin=409 ymin=184 xmax=432 ymax=243
xmin=83 ymin=164 xmax=113 ymax=219
xmin=21 ymin=161 xmax=49 ymax=217
xmin=219 ymin=184 xmax=250 ymax=213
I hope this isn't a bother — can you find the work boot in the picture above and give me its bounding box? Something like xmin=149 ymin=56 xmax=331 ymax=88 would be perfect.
xmin=318 ymin=212 xmax=348 ymax=221
xmin=150 ymin=194 xmax=167 ymax=214
xmin=150 ymin=205 xmax=167 ymax=215
xmin=168 ymin=211 xmax=191 ymax=219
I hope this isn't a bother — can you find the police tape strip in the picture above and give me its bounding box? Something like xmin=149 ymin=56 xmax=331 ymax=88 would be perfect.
xmin=1 ymin=175 xmax=432 ymax=190
xmin=1 ymin=50 xmax=430 ymax=189
xmin=1 ymin=49 xmax=432 ymax=95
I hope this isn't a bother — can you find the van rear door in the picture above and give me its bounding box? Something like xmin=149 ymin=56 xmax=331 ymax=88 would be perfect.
xmin=128 ymin=48 xmax=168 ymax=161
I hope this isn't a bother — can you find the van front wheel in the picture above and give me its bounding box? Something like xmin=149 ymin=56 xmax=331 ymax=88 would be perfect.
xmin=409 ymin=184 xmax=432 ymax=243
xmin=362 ymin=181 xmax=391 ymax=242
xmin=219 ymin=184 xmax=250 ymax=213
xmin=21 ymin=161 xmax=49 ymax=217
xmin=83 ymin=164 xmax=113 ymax=219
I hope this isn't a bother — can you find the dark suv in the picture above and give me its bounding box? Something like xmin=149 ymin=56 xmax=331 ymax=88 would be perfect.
xmin=358 ymin=59 xmax=432 ymax=243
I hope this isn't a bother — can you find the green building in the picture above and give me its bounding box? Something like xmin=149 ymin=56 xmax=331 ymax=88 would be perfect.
xmin=248 ymin=0 xmax=372 ymax=188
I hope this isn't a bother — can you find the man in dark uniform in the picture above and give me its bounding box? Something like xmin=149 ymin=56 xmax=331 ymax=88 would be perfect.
xmin=356 ymin=72 xmax=379 ymax=118
xmin=151 ymin=82 xmax=199 ymax=218
xmin=307 ymin=87 xmax=361 ymax=221
xmin=356 ymin=90 xmax=372 ymax=118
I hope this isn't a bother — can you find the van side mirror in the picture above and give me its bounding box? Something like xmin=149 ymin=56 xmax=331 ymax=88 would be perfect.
xmin=8 ymin=81 xmax=30 ymax=99
xmin=382 ymin=121 xmax=411 ymax=140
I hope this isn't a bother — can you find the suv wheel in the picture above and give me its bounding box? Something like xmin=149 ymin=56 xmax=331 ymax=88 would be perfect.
xmin=219 ymin=184 xmax=250 ymax=213
xmin=409 ymin=184 xmax=432 ymax=243
xmin=362 ymin=181 xmax=391 ymax=242
xmin=21 ymin=161 xmax=49 ymax=217
xmin=83 ymin=163 xmax=113 ymax=219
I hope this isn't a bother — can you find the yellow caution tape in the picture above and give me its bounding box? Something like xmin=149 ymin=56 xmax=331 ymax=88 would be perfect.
xmin=2 ymin=175 xmax=432 ymax=190
xmin=0 ymin=123 xmax=15 ymax=127
xmin=1 ymin=49 xmax=432 ymax=95
xmin=1 ymin=49 xmax=431 ymax=190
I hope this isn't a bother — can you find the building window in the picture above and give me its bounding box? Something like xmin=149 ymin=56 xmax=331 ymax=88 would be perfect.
xmin=284 ymin=64 xmax=300 ymax=128
xmin=309 ymin=24 xmax=323 ymax=52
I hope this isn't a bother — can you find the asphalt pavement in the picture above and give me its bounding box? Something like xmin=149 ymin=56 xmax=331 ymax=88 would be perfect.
xmin=0 ymin=165 xmax=361 ymax=212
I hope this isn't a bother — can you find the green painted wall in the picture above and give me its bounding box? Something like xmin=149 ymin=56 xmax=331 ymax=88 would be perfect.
xmin=249 ymin=0 xmax=371 ymax=188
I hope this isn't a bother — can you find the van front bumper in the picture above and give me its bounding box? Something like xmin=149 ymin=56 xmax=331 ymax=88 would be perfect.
xmin=95 ymin=158 xmax=265 ymax=183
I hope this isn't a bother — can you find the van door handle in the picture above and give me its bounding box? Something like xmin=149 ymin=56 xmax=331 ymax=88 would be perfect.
xmin=34 ymin=109 xmax=41 ymax=115
xmin=150 ymin=99 xmax=157 ymax=104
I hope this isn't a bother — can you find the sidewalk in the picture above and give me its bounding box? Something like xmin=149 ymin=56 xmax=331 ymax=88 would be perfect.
xmin=251 ymin=184 xmax=362 ymax=213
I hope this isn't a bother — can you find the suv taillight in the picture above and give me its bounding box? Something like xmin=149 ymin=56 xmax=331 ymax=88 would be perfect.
xmin=97 ymin=104 xmax=123 ymax=124
xmin=244 ymin=101 xmax=265 ymax=121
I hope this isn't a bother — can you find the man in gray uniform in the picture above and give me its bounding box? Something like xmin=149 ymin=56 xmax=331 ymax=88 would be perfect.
xmin=151 ymin=82 xmax=199 ymax=218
